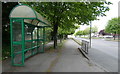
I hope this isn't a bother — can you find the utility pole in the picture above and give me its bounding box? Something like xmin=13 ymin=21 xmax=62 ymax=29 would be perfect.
xmin=89 ymin=21 xmax=92 ymax=48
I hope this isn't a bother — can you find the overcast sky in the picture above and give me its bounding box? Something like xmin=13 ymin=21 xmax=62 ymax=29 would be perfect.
xmin=80 ymin=0 xmax=119 ymax=32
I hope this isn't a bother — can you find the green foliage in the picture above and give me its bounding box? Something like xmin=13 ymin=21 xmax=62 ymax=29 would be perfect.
xmin=2 ymin=44 xmax=11 ymax=60
xmin=2 ymin=2 xmax=18 ymax=60
xmin=75 ymin=26 xmax=98 ymax=36
xmin=84 ymin=27 xmax=90 ymax=35
xmin=84 ymin=26 xmax=98 ymax=34
xmin=75 ymin=25 xmax=80 ymax=29
xmin=22 ymin=2 xmax=111 ymax=48
xmin=92 ymin=26 xmax=98 ymax=33
xmin=58 ymin=24 xmax=78 ymax=35
xmin=2 ymin=2 xmax=111 ymax=59
xmin=75 ymin=30 xmax=87 ymax=36
xmin=23 ymin=2 xmax=110 ymax=32
xmin=75 ymin=31 xmax=84 ymax=36
xmin=105 ymin=17 xmax=120 ymax=34
xmin=45 ymin=28 xmax=53 ymax=41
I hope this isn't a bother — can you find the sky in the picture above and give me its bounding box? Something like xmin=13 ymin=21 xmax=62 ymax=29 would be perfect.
xmin=79 ymin=0 xmax=119 ymax=32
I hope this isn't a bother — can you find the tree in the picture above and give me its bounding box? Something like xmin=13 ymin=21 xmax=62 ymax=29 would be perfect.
xmin=76 ymin=26 xmax=98 ymax=37
xmin=2 ymin=2 xmax=18 ymax=44
xmin=91 ymin=26 xmax=98 ymax=33
xmin=75 ymin=31 xmax=82 ymax=36
xmin=58 ymin=24 xmax=79 ymax=37
xmin=84 ymin=26 xmax=98 ymax=34
xmin=105 ymin=17 xmax=120 ymax=40
xmin=84 ymin=27 xmax=90 ymax=35
xmin=2 ymin=2 xmax=18 ymax=59
xmin=23 ymin=2 xmax=111 ymax=49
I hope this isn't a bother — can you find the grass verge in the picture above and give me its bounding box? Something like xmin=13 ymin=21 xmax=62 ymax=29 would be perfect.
xmin=105 ymin=38 xmax=120 ymax=42
xmin=45 ymin=40 xmax=66 ymax=53
xmin=71 ymin=38 xmax=82 ymax=46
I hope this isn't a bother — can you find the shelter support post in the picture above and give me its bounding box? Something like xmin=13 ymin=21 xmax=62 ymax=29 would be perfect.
xmin=37 ymin=28 xmax=39 ymax=53
xmin=10 ymin=19 xmax=14 ymax=65
xmin=21 ymin=19 xmax=25 ymax=65
xmin=31 ymin=32 xmax=34 ymax=55
xmin=41 ymin=28 xmax=45 ymax=53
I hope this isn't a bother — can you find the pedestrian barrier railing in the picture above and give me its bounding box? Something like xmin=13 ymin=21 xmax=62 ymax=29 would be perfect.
xmin=81 ymin=40 xmax=89 ymax=54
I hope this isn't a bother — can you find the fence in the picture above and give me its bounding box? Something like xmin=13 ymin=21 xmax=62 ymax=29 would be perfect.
xmin=81 ymin=40 xmax=89 ymax=54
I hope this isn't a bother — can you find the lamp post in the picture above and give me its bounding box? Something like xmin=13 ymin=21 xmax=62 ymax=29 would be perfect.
xmin=89 ymin=21 xmax=92 ymax=48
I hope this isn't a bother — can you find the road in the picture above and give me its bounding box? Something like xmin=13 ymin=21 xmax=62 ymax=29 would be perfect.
xmin=75 ymin=37 xmax=118 ymax=72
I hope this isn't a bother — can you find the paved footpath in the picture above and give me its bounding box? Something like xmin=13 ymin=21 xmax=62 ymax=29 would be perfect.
xmin=2 ymin=39 xmax=106 ymax=72
xmin=75 ymin=37 xmax=118 ymax=72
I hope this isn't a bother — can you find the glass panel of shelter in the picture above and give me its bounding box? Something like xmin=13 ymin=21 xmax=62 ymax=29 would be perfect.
xmin=38 ymin=28 xmax=44 ymax=52
xmin=10 ymin=5 xmax=50 ymax=66
xmin=11 ymin=19 xmax=47 ymax=66
xmin=12 ymin=19 xmax=23 ymax=65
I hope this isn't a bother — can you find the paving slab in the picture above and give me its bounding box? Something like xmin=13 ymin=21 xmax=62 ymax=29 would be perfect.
xmin=2 ymin=39 xmax=107 ymax=72
xmin=51 ymin=39 xmax=106 ymax=72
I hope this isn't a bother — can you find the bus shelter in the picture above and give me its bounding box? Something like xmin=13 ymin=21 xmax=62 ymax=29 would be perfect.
xmin=9 ymin=4 xmax=51 ymax=66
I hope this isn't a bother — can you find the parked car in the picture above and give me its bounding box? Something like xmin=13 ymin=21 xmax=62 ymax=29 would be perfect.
xmin=103 ymin=35 xmax=113 ymax=38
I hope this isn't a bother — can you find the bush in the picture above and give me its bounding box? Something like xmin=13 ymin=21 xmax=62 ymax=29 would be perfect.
xmin=2 ymin=44 xmax=11 ymax=60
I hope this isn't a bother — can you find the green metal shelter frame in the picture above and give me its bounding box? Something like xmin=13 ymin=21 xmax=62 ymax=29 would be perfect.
xmin=9 ymin=4 xmax=51 ymax=66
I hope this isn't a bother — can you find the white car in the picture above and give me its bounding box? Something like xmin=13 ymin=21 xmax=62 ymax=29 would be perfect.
xmin=103 ymin=35 xmax=113 ymax=38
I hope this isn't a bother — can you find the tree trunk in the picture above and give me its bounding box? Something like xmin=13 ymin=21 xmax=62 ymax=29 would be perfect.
xmin=113 ymin=36 xmax=115 ymax=40
xmin=113 ymin=33 xmax=116 ymax=40
xmin=65 ymin=34 xmax=67 ymax=39
xmin=60 ymin=34 xmax=62 ymax=43
xmin=53 ymin=24 xmax=58 ymax=49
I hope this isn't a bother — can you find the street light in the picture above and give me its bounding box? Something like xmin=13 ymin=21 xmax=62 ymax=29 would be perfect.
xmin=89 ymin=21 xmax=92 ymax=48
